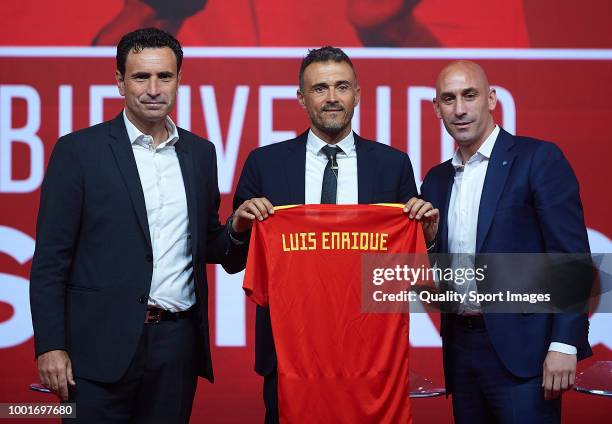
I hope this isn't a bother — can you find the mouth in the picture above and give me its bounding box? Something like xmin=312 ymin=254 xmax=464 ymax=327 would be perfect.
xmin=453 ymin=121 xmax=472 ymax=129
xmin=141 ymin=102 xmax=166 ymax=110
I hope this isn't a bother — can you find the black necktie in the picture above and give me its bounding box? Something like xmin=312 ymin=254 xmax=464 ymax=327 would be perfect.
xmin=321 ymin=145 xmax=340 ymax=204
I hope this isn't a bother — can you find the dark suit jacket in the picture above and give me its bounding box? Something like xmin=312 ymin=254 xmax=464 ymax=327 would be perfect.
xmin=233 ymin=130 xmax=418 ymax=376
xmin=30 ymin=113 xmax=247 ymax=383
xmin=420 ymin=128 xmax=592 ymax=392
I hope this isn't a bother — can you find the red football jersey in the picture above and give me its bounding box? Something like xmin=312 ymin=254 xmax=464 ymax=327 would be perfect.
xmin=243 ymin=204 xmax=427 ymax=423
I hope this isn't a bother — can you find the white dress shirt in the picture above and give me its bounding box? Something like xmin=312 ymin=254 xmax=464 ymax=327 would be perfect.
xmin=447 ymin=124 xmax=575 ymax=354
xmin=305 ymin=130 xmax=358 ymax=204
xmin=123 ymin=110 xmax=195 ymax=312
xmin=448 ymin=126 xmax=499 ymax=314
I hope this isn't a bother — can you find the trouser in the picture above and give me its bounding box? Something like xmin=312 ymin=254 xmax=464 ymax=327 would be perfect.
xmin=263 ymin=369 xmax=279 ymax=424
xmin=449 ymin=318 xmax=561 ymax=424
xmin=65 ymin=316 xmax=199 ymax=424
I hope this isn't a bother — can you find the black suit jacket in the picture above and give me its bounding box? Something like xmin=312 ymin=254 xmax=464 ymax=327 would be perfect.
xmin=233 ymin=130 xmax=418 ymax=376
xmin=420 ymin=128 xmax=592 ymax=391
xmin=30 ymin=113 xmax=247 ymax=383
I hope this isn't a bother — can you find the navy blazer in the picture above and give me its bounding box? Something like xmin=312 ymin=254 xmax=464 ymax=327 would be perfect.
xmin=420 ymin=128 xmax=592 ymax=391
xmin=30 ymin=113 xmax=247 ymax=383
xmin=233 ymin=130 xmax=418 ymax=376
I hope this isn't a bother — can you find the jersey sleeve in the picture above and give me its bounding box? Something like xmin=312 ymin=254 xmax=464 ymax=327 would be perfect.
xmin=242 ymin=219 xmax=270 ymax=307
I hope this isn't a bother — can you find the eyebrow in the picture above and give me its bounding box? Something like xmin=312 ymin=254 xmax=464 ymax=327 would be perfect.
xmin=130 ymin=71 xmax=175 ymax=78
xmin=311 ymin=80 xmax=352 ymax=88
xmin=462 ymin=87 xmax=478 ymax=94
xmin=440 ymin=87 xmax=478 ymax=97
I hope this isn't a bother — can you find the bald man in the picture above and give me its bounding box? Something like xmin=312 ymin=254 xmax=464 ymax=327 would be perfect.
xmin=420 ymin=61 xmax=592 ymax=423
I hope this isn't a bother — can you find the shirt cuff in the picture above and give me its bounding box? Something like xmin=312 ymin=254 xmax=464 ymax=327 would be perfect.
xmin=548 ymin=342 xmax=577 ymax=355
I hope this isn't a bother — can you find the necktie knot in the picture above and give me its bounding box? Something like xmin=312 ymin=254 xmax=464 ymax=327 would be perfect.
xmin=321 ymin=145 xmax=340 ymax=162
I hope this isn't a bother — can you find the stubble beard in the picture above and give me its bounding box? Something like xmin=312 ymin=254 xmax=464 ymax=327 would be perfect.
xmin=311 ymin=109 xmax=353 ymax=138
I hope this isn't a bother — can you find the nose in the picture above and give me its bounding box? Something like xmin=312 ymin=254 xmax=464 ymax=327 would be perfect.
xmin=454 ymin=97 xmax=467 ymax=116
xmin=326 ymin=87 xmax=338 ymax=103
xmin=146 ymin=77 xmax=161 ymax=97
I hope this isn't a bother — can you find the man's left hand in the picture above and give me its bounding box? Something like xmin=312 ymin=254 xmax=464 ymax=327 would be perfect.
xmin=542 ymin=351 xmax=577 ymax=400
xmin=232 ymin=197 xmax=275 ymax=233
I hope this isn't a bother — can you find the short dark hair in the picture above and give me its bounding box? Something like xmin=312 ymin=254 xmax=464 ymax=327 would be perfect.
xmin=116 ymin=27 xmax=183 ymax=76
xmin=299 ymin=46 xmax=356 ymax=90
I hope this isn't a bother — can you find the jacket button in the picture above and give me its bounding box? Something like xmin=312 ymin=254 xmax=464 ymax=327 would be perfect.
xmin=138 ymin=295 xmax=148 ymax=304
xmin=145 ymin=254 xmax=153 ymax=262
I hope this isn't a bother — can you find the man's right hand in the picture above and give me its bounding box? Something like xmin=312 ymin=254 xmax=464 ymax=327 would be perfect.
xmin=37 ymin=350 xmax=75 ymax=401
xmin=232 ymin=197 xmax=275 ymax=233
xmin=403 ymin=197 xmax=439 ymax=245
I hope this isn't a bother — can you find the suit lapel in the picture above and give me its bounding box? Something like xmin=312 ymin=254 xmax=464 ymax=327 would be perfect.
xmin=476 ymin=128 xmax=516 ymax=252
xmin=285 ymin=131 xmax=307 ymax=204
xmin=355 ymin=134 xmax=376 ymax=204
xmin=437 ymin=162 xmax=455 ymax=254
xmin=175 ymin=132 xmax=199 ymax=259
xmin=108 ymin=114 xmax=152 ymax=249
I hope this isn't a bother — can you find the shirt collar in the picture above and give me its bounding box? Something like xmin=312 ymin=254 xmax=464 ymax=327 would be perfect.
xmin=123 ymin=109 xmax=179 ymax=148
xmin=306 ymin=129 xmax=355 ymax=157
xmin=451 ymin=125 xmax=499 ymax=169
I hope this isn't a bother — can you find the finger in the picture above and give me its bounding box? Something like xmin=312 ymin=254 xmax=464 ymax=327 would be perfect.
xmin=423 ymin=208 xmax=439 ymax=218
xmin=67 ymin=360 xmax=76 ymax=386
xmin=236 ymin=209 xmax=256 ymax=221
xmin=561 ymin=371 xmax=572 ymax=390
xmin=49 ymin=372 xmax=60 ymax=396
xmin=543 ymin=370 xmax=552 ymax=400
xmin=403 ymin=197 xmax=418 ymax=213
xmin=410 ymin=200 xmax=425 ymax=219
xmin=57 ymin=370 xmax=69 ymax=401
xmin=415 ymin=202 xmax=433 ymax=220
xmin=551 ymin=373 xmax=561 ymax=399
xmin=260 ymin=197 xmax=275 ymax=214
xmin=250 ymin=198 xmax=272 ymax=219
xmin=543 ymin=368 xmax=553 ymax=391
xmin=243 ymin=201 xmax=265 ymax=221
xmin=569 ymin=370 xmax=575 ymax=389
xmin=407 ymin=199 xmax=424 ymax=219
xmin=39 ymin=368 xmax=49 ymax=388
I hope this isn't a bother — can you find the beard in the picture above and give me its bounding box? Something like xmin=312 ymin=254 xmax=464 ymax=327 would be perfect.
xmin=310 ymin=108 xmax=353 ymax=137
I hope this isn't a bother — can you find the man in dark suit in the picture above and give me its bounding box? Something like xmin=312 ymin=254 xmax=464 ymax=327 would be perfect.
xmin=232 ymin=46 xmax=438 ymax=423
xmin=420 ymin=60 xmax=592 ymax=423
xmin=29 ymin=28 xmax=255 ymax=423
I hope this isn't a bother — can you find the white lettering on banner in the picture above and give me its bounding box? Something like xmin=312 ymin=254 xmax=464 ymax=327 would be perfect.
xmin=177 ymin=86 xmax=191 ymax=130
xmin=215 ymin=266 xmax=245 ymax=346
xmin=408 ymin=86 xmax=516 ymax=186
xmin=407 ymin=86 xmax=434 ymax=186
xmin=0 ymin=226 xmax=35 ymax=348
xmin=376 ymin=86 xmax=391 ymax=146
xmin=201 ymin=85 xmax=249 ymax=194
xmin=58 ymin=85 xmax=73 ymax=137
xmin=0 ymin=85 xmax=44 ymax=193
xmin=89 ymin=85 xmax=122 ymax=126
xmin=259 ymin=86 xmax=297 ymax=146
